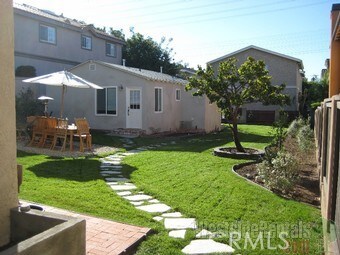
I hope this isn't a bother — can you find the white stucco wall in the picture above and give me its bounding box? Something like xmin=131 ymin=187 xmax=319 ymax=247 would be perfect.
xmin=48 ymin=61 xmax=221 ymax=134
xmin=0 ymin=0 xmax=19 ymax=247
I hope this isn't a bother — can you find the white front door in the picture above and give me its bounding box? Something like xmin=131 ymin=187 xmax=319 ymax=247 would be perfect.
xmin=126 ymin=88 xmax=142 ymax=129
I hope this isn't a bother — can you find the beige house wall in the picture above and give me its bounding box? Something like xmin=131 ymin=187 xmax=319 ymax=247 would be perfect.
xmin=0 ymin=0 xmax=19 ymax=247
xmin=209 ymin=48 xmax=302 ymax=112
xmin=14 ymin=8 xmax=123 ymax=76
xmin=50 ymin=62 xmax=221 ymax=134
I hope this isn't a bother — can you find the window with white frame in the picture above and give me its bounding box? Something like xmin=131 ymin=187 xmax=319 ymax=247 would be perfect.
xmin=96 ymin=87 xmax=117 ymax=115
xmin=175 ymin=89 xmax=181 ymax=101
xmin=155 ymin=87 xmax=163 ymax=112
xmin=39 ymin=24 xmax=56 ymax=44
xmin=106 ymin=42 xmax=116 ymax=57
xmin=81 ymin=35 xmax=92 ymax=50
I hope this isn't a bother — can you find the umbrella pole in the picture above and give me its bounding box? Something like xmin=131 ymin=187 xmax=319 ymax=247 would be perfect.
xmin=60 ymin=84 xmax=65 ymax=118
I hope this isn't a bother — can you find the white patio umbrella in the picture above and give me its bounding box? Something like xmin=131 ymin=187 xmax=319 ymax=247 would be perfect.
xmin=23 ymin=70 xmax=103 ymax=118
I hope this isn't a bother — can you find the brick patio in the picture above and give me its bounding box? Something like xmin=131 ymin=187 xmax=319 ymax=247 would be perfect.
xmin=27 ymin=202 xmax=152 ymax=255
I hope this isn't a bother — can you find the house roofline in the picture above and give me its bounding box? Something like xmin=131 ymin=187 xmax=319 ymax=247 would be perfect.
xmin=70 ymin=60 xmax=187 ymax=85
xmin=13 ymin=3 xmax=125 ymax=45
xmin=207 ymin=45 xmax=304 ymax=69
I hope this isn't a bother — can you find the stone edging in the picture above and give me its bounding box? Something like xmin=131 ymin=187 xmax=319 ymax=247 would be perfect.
xmin=213 ymin=147 xmax=264 ymax=160
xmin=231 ymin=161 xmax=273 ymax=193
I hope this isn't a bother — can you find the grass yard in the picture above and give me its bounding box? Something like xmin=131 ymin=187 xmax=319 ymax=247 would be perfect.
xmin=17 ymin=125 xmax=322 ymax=254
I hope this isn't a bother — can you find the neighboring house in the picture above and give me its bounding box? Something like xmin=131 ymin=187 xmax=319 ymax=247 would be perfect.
xmin=13 ymin=3 xmax=125 ymax=95
xmin=46 ymin=60 xmax=221 ymax=134
xmin=207 ymin=45 xmax=304 ymax=124
xmin=315 ymin=4 xmax=340 ymax=255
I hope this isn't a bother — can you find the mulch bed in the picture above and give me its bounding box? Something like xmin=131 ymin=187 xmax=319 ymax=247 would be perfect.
xmin=235 ymin=136 xmax=320 ymax=207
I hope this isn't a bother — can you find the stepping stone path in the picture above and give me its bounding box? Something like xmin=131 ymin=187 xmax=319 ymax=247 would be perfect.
xmin=99 ymin=140 xmax=234 ymax=254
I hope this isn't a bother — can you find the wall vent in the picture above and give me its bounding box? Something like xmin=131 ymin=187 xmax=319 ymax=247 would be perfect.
xmin=89 ymin=63 xmax=96 ymax=71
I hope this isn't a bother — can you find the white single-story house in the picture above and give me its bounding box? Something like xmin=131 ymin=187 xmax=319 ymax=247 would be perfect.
xmin=46 ymin=60 xmax=221 ymax=134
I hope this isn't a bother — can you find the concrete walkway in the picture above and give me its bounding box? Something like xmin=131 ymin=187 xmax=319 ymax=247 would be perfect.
xmin=25 ymin=202 xmax=151 ymax=255
xmin=101 ymin=139 xmax=235 ymax=254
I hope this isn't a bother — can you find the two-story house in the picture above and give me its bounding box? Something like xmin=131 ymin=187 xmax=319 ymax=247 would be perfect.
xmin=14 ymin=3 xmax=125 ymax=95
xmin=207 ymin=45 xmax=304 ymax=124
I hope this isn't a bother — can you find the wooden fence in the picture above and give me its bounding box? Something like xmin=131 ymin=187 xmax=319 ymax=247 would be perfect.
xmin=315 ymin=95 xmax=340 ymax=253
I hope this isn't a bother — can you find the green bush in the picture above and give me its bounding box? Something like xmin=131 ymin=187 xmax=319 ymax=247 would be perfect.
xmin=271 ymin=111 xmax=288 ymax=149
xmin=257 ymin=151 xmax=299 ymax=193
xmin=15 ymin=65 xmax=36 ymax=77
xmin=297 ymin=125 xmax=314 ymax=151
xmin=16 ymin=88 xmax=43 ymax=125
xmin=286 ymin=117 xmax=306 ymax=137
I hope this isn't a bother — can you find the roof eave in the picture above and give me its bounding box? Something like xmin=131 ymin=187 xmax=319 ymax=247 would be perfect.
xmin=207 ymin=45 xmax=303 ymax=66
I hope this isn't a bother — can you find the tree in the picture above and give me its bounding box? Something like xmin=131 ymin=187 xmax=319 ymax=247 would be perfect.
xmin=122 ymin=29 xmax=183 ymax=76
xmin=186 ymin=57 xmax=290 ymax=152
xmin=299 ymin=75 xmax=328 ymax=117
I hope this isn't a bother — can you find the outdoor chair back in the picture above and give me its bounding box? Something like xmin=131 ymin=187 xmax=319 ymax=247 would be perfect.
xmin=41 ymin=117 xmax=57 ymax=147
xmin=74 ymin=118 xmax=92 ymax=152
xmin=28 ymin=116 xmax=47 ymax=146
xmin=51 ymin=118 xmax=68 ymax=151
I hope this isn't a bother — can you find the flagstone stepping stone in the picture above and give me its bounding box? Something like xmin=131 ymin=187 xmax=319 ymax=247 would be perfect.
xmin=149 ymin=199 xmax=160 ymax=203
xmin=100 ymin=173 xmax=110 ymax=177
xmin=181 ymin=240 xmax=234 ymax=254
xmin=164 ymin=218 xmax=197 ymax=230
xmin=106 ymin=182 xmax=118 ymax=185
xmin=153 ymin=216 xmax=163 ymax=222
xmin=105 ymin=177 xmax=129 ymax=182
xmin=196 ymin=229 xmax=215 ymax=239
xmin=130 ymin=201 xmax=144 ymax=206
xmin=136 ymin=203 xmax=171 ymax=213
xmin=117 ymin=191 xmax=132 ymax=196
xmin=100 ymin=165 xmax=122 ymax=169
xmin=123 ymin=194 xmax=152 ymax=201
xmin=137 ymin=191 xmax=144 ymax=194
xmin=100 ymin=170 xmax=121 ymax=174
xmin=169 ymin=230 xmax=186 ymax=239
xmin=170 ymin=141 xmax=176 ymax=144
xmin=109 ymin=184 xmax=137 ymax=191
xmin=102 ymin=161 xmax=122 ymax=165
xmin=123 ymin=144 xmax=133 ymax=148
xmin=161 ymin=212 xmax=182 ymax=218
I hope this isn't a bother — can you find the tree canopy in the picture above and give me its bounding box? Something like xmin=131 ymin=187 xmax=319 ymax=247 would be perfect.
xmin=101 ymin=28 xmax=183 ymax=75
xmin=299 ymin=74 xmax=328 ymax=117
xmin=186 ymin=57 xmax=290 ymax=152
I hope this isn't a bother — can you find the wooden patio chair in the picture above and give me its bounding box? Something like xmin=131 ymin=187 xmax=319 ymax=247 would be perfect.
xmin=74 ymin=118 xmax=92 ymax=152
xmin=41 ymin=117 xmax=57 ymax=148
xmin=28 ymin=116 xmax=47 ymax=146
xmin=51 ymin=118 xmax=68 ymax=151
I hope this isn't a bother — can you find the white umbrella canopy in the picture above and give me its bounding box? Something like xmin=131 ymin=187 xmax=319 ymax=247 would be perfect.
xmin=23 ymin=70 xmax=103 ymax=118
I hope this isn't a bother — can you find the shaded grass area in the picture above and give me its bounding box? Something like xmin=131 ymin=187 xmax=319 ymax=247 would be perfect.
xmin=17 ymin=125 xmax=322 ymax=254
xmin=17 ymin=152 xmax=159 ymax=229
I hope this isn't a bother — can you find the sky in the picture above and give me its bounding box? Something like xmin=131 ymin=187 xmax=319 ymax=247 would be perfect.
xmin=14 ymin=0 xmax=339 ymax=80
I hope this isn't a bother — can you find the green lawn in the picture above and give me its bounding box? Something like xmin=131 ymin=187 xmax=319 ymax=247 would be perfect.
xmin=17 ymin=125 xmax=322 ymax=254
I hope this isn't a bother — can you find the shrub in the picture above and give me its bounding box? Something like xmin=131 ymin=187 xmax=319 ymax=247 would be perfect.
xmin=15 ymin=65 xmax=36 ymax=77
xmin=286 ymin=117 xmax=306 ymax=137
xmin=257 ymin=151 xmax=299 ymax=193
xmin=297 ymin=125 xmax=314 ymax=151
xmin=16 ymin=88 xmax=43 ymax=125
xmin=271 ymin=111 xmax=288 ymax=149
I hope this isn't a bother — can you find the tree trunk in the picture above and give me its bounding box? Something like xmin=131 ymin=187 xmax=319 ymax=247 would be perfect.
xmin=230 ymin=112 xmax=245 ymax=152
